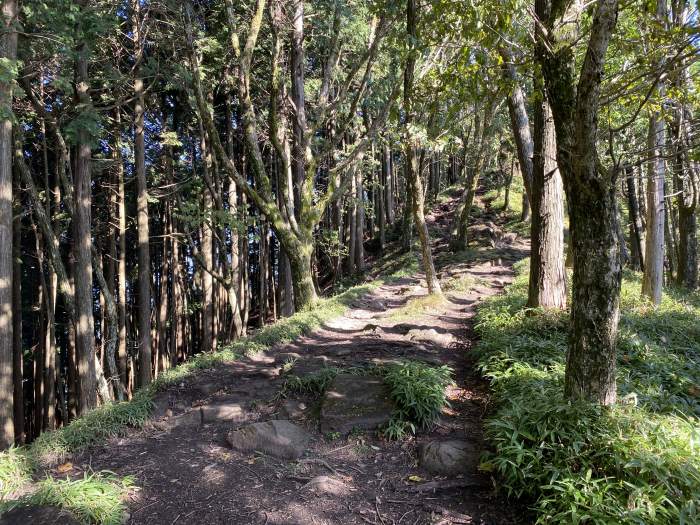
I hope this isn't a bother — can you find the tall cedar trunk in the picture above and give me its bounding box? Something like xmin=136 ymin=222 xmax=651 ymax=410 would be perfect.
xmin=378 ymin=144 xmax=387 ymax=251
xmin=385 ymin=145 xmax=395 ymax=224
xmin=73 ymin=13 xmax=98 ymax=412
xmin=33 ymin=265 xmax=44 ymax=437
xmin=200 ymin=136 xmax=214 ymax=351
xmin=38 ymin=89 xmax=55 ymax=431
xmin=347 ymin=166 xmax=357 ymax=274
xmin=133 ymin=0 xmax=152 ymax=386
xmin=537 ymin=0 xmax=621 ymax=405
xmin=405 ymin=0 xmax=441 ymax=295
xmin=626 ymin=165 xmax=645 ymax=271
xmin=354 ymin=166 xmax=365 ymax=272
xmin=673 ymin=105 xmax=698 ymax=288
xmin=642 ymin=113 xmax=665 ymax=305
xmin=0 ymin=0 xmax=16 ymax=447
xmin=11 ymin=186 xmax=22 ymax=442
xmin=171 ymin=215 xmax=185 ymax=363
xmin=116 ymin=112 xmax=128 ymax=391
xmin=528 ymin=94 xmax=566 ymax=309
xmin=157 ymin=214 xmax=170 ymax=373
xmin=258 ymin=223 xmax=269 ymax=327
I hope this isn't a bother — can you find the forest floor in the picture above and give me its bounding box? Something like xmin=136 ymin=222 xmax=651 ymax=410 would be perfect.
xmin=67 ymin=190 xmax=529 ymax=525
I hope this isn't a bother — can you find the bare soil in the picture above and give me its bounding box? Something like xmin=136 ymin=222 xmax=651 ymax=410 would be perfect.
xmin=70 ymin=192 xmax=531 ymax=525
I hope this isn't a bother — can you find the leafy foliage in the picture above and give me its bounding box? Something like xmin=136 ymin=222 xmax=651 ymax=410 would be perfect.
xmin=476 ymin=261 xmax=700 ymax=524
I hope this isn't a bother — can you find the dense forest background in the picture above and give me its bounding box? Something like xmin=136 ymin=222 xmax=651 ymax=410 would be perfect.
xmin=0 ymin=0 xmax=697 ymax=460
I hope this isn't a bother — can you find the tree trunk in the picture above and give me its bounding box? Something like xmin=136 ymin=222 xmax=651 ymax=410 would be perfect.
xmin=527 ymin=94 xmax=566 ymax=309
xmin=133 ymin=0 xmax=152 ymax=387
xmin=626 ymin=165 xmax=645 ymax=271
xmin=0 ymin=0 xmax=16 ymax=448
xmin=73 ymin=20 xmax=98 ymax=413
xmin=354 ymin=166 xmax=365 ymax=272
xmin=11 ymin=186 xmax=22 ymax=442
xmin=501 ymin=47 xmax=533 ymax=202
xmin=288 ymin=240 xmax=318 ymax=311
xmin=200 ymin=143 xmax=214 ymax=351
xmin=115 ymin=112 xmax=129 ymax=392
xmin=405 ymin=0 xmax=441 ymax=295
xmin=385 ymin=145 xmax=395 ymax=225
xmin=642 ymin=113 xmax=665 ymax=305
xmin=537 ymin=0 xmax=621 ymax=405
xmin=673 ymin=107 xmax=698 ymax=289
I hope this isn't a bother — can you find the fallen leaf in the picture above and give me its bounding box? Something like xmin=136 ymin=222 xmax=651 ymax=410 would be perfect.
xmin=56 ymin=462 xmax=73 ymax=473
xmin=408 ymin=475 xmax=423 ymax=482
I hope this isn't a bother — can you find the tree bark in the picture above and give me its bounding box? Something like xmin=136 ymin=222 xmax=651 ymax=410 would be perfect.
xmin=115 ymin=111 xmax=129 ymax=391
xmin=642 ymin=113 xmax=665 ymax=305
xmin=0 ymin=0 xmax=16 ymax=448
xmin=133 ymin=0 xmax=152 ymax=386
xmin=527 ymin=92 xmax=566 ymax=309
xmin=626 ymin=165 xmax=645 ymax=271
xmin=73 ymin=12 xmax=98 ymax=412
xmin=537 ymin=0 xmax=621 ymax=405
xmin=11 ymin=182 xmax=21 ymax=442
xmin=405 ymin=0 xmax=441 ymax=295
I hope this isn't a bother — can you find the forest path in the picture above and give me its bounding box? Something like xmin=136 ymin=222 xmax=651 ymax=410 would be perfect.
xmin=77 ymin=191 xmax=529 ymax=525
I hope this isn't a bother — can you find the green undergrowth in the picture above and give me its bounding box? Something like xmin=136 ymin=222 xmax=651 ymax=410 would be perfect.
xmin=1 ymin=473 xmax=134 ymax=525
xmin=279 ymin=360 xmax=453 ymax=440
xmin=381 ymin=360 xmax=453 ymax=439
xmin=476 ymin=259 xmax=700 ymax=524
xmin=0 ymin=278 xmax=384 ymax=520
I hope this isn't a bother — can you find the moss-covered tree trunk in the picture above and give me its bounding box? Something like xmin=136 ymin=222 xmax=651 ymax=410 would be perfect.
xmin=537 ymin=0 xmax=621 ymax=405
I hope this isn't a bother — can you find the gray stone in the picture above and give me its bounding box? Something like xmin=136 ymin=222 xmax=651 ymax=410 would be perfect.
xmin=320 ymin=374 xmax=394 ymax=435
xmin=406 ymin=328 xmax=454 ymax=347
xmin=304 ymin=475 xmax=352 ymax=496
xmin=153 ymin=408 xmax=201 ymax=431
xmin=0 ymin=505 xmax=81 ymax=525
xmin=226 ymin=420 xmax=311 ymax=459
xmin=277 ymin=400 xmax=307 ymax=420
xmin=196 ymin=382 xmax=221 ymax=397
xmin=418 ymin=440 xmax=479 ymax=476
xmin=200 ymin=402 xmax=246 ymax=424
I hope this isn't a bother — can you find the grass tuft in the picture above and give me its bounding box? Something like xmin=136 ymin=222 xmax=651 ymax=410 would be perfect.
xmin=1 ymin=473 xmax=135 ymax=525
xmin=0 ymin=447 xmax=32 ymax=499
xmin=476 ymin=260 xmax=700 ymax=524
xmin=381 ymin=360 xmax=453 ymax=439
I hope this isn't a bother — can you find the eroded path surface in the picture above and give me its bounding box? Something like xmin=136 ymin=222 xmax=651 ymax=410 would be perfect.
xmin=75 ymin=194 xmax=529 ymax=524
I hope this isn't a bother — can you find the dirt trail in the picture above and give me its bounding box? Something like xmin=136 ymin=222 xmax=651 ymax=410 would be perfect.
xmin=74 ymin=192 xmax=529 ymax=525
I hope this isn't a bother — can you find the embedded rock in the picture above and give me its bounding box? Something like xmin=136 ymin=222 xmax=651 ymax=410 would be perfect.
xmin=226 ymin=420 xmax=311 ymax=459
xmin=200 ymin=402 xmax=246 ymax=424
xmin=418 ymin=440 xmax=479 ymax=476
xmin=320 ymin=374 xmax=394 ymax=435
xmin=406 ymin=328 xmax=454 ymax=347
xmin=304 ymin=476 xmax=352 ymax=496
